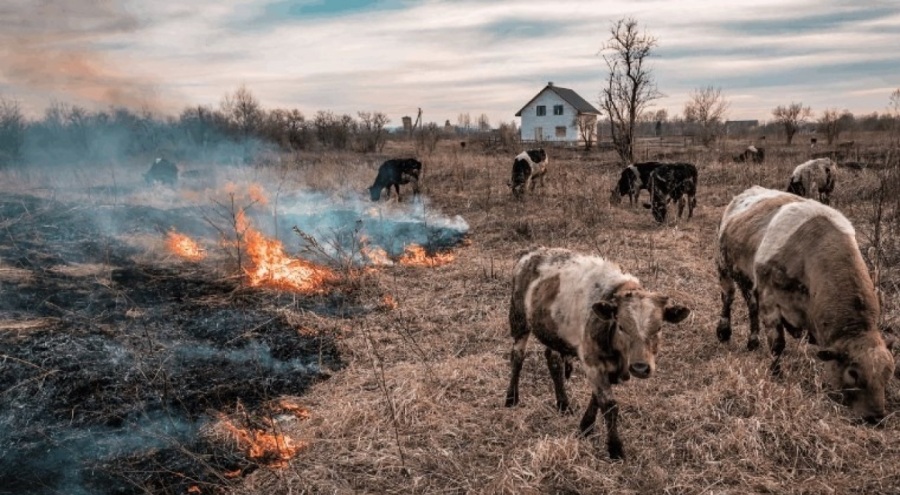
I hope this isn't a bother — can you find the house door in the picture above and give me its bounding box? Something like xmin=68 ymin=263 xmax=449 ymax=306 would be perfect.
xmin=534 ymin=127 xmax=542 ymax=141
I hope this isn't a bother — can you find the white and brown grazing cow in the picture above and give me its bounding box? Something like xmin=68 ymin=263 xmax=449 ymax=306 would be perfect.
xmin=505 ymin=247 xmax=690 ymax=459
xmin=508 ymin=148 xmax=548 ymax=199
xmin=716 ymin=186 xmax=895 ymax=423
xmin=786 ymin=158 xmax=835 ymax=204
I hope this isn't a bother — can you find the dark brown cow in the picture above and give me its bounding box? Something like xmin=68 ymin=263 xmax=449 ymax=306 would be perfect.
xmin=144 ymin=157 xmax=178 ymax=186
xmin=716 ymin=186 xmax=895 ymax=423
xmin=369 ymin=158 xmax=422 ymax=201
xmin=505 ymin=247 xmax=690 ymax=459
xmin=644 ymin=163 xmax=698 ymax=223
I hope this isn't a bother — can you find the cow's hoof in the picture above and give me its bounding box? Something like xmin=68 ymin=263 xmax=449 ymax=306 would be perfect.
xmin=607 ymin=440 xmax=625 ymax=460
xmin=504 ymin=395 xmax=518 ymax=408
xmin=556 ymin=402 xmax=573 ymax=415
xmin=716 ymin=321 xmax=732 ymax=342
xmin=747 ymin=336 xmax=760 ymax=351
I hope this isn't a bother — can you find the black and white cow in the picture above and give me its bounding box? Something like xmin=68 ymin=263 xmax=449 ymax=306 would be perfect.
xmin=369 ymin=158 xmax=422 ymax=201
xmin=644 ymin=163 xmax=698 ymax=223
xmin=508 ymin=148 xmax=548 ymax=199
xmin=505 ymin=247 xmax=690 ymax=459
xmin=144 ymin=157 xmax=178 ymax=186
xmin=611 ymin=162 xmax=663 ymax=205
xmin=733 ymin=145 xmax=765 ymax=164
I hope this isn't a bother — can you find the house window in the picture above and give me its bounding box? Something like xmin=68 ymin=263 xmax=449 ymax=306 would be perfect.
xmin=536 ymin=105 xmax=546 ymax=116
xmin=553 ymin=105 xmax=564 ymax=116
xmin=555 ymin=126 xmax=566 ymax=138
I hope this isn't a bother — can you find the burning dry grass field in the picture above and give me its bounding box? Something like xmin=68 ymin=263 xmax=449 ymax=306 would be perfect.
xmin=2 ymin=138 xmax=900 ymax=494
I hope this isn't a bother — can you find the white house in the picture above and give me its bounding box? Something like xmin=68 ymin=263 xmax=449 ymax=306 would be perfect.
xmin=515 ymin=82 xmax=601 ymax=144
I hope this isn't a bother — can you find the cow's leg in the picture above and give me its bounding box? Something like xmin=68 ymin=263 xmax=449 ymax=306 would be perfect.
xmin=677 ymin=196 xmax=686 ymax=218
xmin=505 ymin=334 xmax=529 ymax=407
xmin=545 ymin=348 xmax=571 ymax=413
xmin=688 ymin=194 xmax=696 ymax=218
xmin=394 ymin=183 xmax=402 ymax=202
xmin=506 ymin=301 xmax=530 ymax=407
xmin=739 ymin=280 xmax=761 ymax=351
xmin=768 ymin=320 xmax=787 ymax=376
xmin=579 ymin=386 xmax=622 ymax=460
xmin=716 ymin=264 xmax=736 ymax=343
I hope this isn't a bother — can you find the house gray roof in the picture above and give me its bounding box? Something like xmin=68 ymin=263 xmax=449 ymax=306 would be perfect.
xmin=515 ymin=83 xmax=601 ymax=117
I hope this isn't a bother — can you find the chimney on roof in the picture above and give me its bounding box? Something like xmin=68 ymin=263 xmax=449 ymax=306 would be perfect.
xmin=548 ymin=81 xmax=554 ymax=86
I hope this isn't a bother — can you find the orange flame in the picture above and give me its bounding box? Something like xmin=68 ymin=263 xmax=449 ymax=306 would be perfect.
xmin=382 ymin=294 xmax=398 ymax=310
xmin=236 ymin=211 xmax=337 ymax=292
xmin=221 ymin=417 xmax=303 ymax=468
xmin=398 ymin=244 xmax=455 ymax=267
xmin=166 ymin=231 xmax=206 ymax=262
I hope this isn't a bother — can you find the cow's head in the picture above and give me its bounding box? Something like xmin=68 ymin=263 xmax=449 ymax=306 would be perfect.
xmin=786 ymin=179 xmax=805 ymax=197
xmin=369 ymin=185 xmax=382 ymax=201
xmin=645 ymin=189 xmax=668 ymax=223
xmin=591 ymin=290 xmax=690 ymax=381
xmin=817 ymin=332 xmax=895 ymax=424
xmin=530 ymin=148 xmax=547 ymax=164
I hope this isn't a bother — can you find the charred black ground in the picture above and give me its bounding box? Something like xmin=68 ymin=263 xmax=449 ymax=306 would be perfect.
xmin=0 ymin=194 xmax=345 ymax=494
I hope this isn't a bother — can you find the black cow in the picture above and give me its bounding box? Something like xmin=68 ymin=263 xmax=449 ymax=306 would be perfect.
xmin=508 ymin=148 xmax=548 ymax=199
xmin=144 ymin=158 xmax=178 ymax=186
xmin=611 ymin=162 xmax=663 ymax=205
xmin=369 ymin=158 xmax=422 ymax=201
xmin=644 ymin=163 xmax=698 ymax=223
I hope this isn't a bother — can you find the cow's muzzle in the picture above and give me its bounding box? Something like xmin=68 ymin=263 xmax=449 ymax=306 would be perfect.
xmin=629 ymin=362 xmax=651 ymax=379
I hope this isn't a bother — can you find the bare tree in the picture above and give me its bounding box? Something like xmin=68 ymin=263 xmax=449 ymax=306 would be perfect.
xmin=772 ymin=102 xmax=812 ymax=145
xmin=221 ymin=85 xmax=264 ymax=137
xmin=817 ymin=108 xmax=851 ymax=146
xmin=477 ymin=113 xmax=491 ymax=132
xmin=683 ymin=86 xmax=729 ymax=146
xmin=600 ymin=17 xmax=661 ymax=163
xmin=573 ymin=114 xmax=598 ymax=150
xmin=0 ymin=96 xmax=25 ymax=166
xmin=357 ymin=111 xmax=391 ymax=152
xmin=457 ymin=113 xmax=471 ymax=134
xmin=890 ymin=88 xmax=900 ymax=144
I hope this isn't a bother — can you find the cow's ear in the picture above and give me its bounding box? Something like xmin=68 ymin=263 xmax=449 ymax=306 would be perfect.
xmin=592 ymin=301 xmax=617 ymax=320
xmin=663 ymin=304 xmax=690 ymax=324
xmin=817 ymin=349 xmax=848 ymax=363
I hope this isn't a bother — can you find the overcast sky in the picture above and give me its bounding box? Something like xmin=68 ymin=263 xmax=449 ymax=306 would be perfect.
xmin=1 ymin=0 xmax=898 ymax=126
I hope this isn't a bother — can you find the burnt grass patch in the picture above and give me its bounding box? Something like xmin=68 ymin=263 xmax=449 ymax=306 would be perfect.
xmin=0 ymin=194 xmax=345 ymax=494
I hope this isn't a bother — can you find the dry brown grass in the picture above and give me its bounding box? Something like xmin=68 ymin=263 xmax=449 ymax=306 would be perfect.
xmin=221 ymin=137 xmax=900 ymax=494
xmin=5 ymin=137 xmax=900 ymax=494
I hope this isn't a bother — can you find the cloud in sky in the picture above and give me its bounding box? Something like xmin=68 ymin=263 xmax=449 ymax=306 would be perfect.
xmin=1 ymin=0 xmax=898 ymax=125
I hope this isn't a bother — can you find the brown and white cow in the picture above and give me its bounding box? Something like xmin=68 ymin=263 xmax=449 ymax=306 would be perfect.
xmin=786 ymin=158 xmax=836 ymax=204
xmin=508 ymin=148 xmax=548 ymax=199
xmin=505 ymin=247 xmax=690 ymax=459
xmin=716 ymin=186 xmax=895 ymax=423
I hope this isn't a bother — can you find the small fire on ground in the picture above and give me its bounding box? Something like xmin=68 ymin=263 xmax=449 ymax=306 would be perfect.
xmin=237 ymin=211 xmax=338 ymax=293
xmin=166 ymin=230 xmax=206 ymax=262
xmin=218 ymin=401 xmax=310 ymax=469
xmin=398 ymin=244 xmax=455 ymax=267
